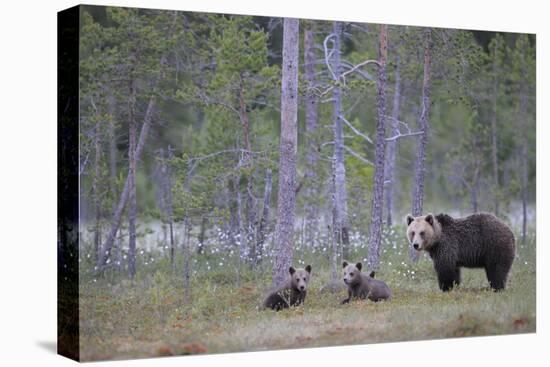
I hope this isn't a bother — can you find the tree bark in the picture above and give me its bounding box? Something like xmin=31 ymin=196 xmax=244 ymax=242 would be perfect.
xmin=234 ymin=178 xmax=246 ymax=285
xmin=197 ymin=215 xmax=207 ymax=255
xmin=182 ymin=218 xmax=191 ymax=302
xmin=165 ymin=147 xmax=175 ymax=268
xmin=303 ymin=23 xmax=319 ymax=246
xmin=331 ymin=21 xmax=351 ymax=260
xmin=410 ymin=28 xmax=432 ymax=262
xmin=255 ymin=168 xmax=272 ymax=267
xmin=96 ymin=96 xmax=156 ymax=269
xmin=106 ymin=94 xmax=121 ymax=270
xmin=367 ymin=25 xmax=388 ymax=271
xmin=491 ymin=40 xmax=500 ymax=217
xmin=272 ymin=18 xmax=299 ymax=286
xmin=92 ymin=104 xmax=102 ymax=263
xmin=384 ymin=55 xmax=401 ymax=227
xmin=519 ymin=69 xmax=528 ymax=245
xmin=127 ymin=77 xmax=137 ymax=279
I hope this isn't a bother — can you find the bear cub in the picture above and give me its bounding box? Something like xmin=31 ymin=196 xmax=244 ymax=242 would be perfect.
xmin=263 ymin=265 xmax=312 ymax=311
xmin=341 ymin=261 xmax=392 ymax=303
xmin=406 ymin=212 xmax=516 ymax=291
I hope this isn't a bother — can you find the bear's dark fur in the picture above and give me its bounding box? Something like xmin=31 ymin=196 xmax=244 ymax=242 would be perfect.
xmin=341 ymin=262 xmax=392 ymax=303
xmin=406 ymin=212 xmax=516 ymax=291
xmin=263 ymin=265 xmax=312 ymax=311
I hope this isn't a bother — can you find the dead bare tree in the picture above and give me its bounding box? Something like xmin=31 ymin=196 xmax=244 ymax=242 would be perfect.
xmin=491 ymin=38 xmax=500 ymax=217
xmin=272 ymin=18 xmax=299 ymax=286
xmin=303 ymin=22 xmax=319 ymax=246
xmin=255 ymin=168 xmax=272 ymax=268
xmin=367 ymin=24 xmax=388 ymax=271
xmin=384 ymin=54 xmax=401 ymax=227
xmin=410 ymin=28 xmax=432 ymax=262
xmin=96 ymin=95 xmax=156 ymax=270
xmin=90 ymin=97 xmax=103 ymax=264
xmin=329 ymin=21 xmax=351 ymax=260
xmin=127 ymin=67 xmax=137 ymax=279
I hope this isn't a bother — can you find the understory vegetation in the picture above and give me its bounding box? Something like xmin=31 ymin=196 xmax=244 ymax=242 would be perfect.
xmin=79 ymin=229 xmax=535 ymax=361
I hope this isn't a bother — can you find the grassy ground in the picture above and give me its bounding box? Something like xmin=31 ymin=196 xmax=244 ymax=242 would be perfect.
xmin=79 ymin=232 xmax=536 ymax=361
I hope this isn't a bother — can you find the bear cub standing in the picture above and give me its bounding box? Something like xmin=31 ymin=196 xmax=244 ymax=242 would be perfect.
xmin=406 ymin=212 xmax=516 ymax=291
xmin=341 ymin=261 xmax=392 ymax=303
xmin=263 ymin=265 xmax=312 ymax=311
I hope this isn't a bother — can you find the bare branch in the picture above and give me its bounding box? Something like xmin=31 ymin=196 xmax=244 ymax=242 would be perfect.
xmin=384 ymin=115 xmax=424 ymax=141
xmin=339 ymin=59 xmax=380 ymax=85
xmin=344 ymin=146 xmax=373 ymax=165
xmin=319 ymin=141 xmax=335 ymax=149
xmin=323 ymin=33 xmax=337 ymax=81
xmin=385 ymin=130 xmax=424 ymax=142
xmin=340 ymin=115 xmax=373 ymax=144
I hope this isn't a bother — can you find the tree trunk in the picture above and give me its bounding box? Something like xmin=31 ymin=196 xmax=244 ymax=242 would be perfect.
xmin=303 ymin=23 xmax=319 ymax=246
xmin=182 ymin=218 xmax=191 ymax=303
xmin=519 ymin=75 xmax=528 ymax=244
xmin=92 ymin=105 xmax=102 ymax=263
xmin=107 ymin=94 xmax=120 ymax=270
xmin=107 ymin=94 xmax=118 ymax=198
xmin=127 ymin=77 xmax=137 ymax=279
xmin=96 ymin=95 xmax=156 ymax=270
xmin=256 ymin=168 xmax=272 ymax=267
xmin=491 ymin=40 xmax=500 ymax=217
xmin=471 ymin=179 xmax=479 ymax=213
xmin=165 ymin=146 xmax=175 ymax=268
xmin=235 ymin=178 xmax=245 ymax=286
xmin=410 ymin=28 xmax=432 ymax=262
xmin=272 ymin=18 xmax=299 ymax=286
xmin=331 ymin=21 xmax=351 ymax=260
xmin=367 ymin=25 xmax=388 ymax=271
xmin=384 ymin=55 xmax=401 ymax=227
xmin=238 ymin=78 xmax=258 ymax=266
xmin=197 ymin=215 xmax=207 ymax=255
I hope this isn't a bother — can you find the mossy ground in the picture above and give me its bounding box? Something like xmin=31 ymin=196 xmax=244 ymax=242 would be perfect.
xmin=79 ymin=232 xmax=535 ymax=361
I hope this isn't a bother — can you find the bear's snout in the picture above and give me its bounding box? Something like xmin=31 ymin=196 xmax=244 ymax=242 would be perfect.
xmin=413 ymin=243 xmax=420 ymax=250
xmin=299 ymin=285 xmax=305 ymax=291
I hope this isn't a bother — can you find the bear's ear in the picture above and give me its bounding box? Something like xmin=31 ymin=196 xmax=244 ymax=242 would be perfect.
xmin=369 ymin=271 xmax=375 ymax=278
xmin=342 ymin=261 xmax=348 ymax=268
xmin=425 ymin=213 xmax=434 ymax=226
xmin=355 ymin=262 xmax=363 ymax=271
xmin=289 ymin=266 xmax=296 ymax=275
xmin=406 ymin=214 xmax=415 ymax=226
xmin=436 ymin=213 xmax=453 ymax=226
xmin=305 ymin=265 xmax=312 ymax=274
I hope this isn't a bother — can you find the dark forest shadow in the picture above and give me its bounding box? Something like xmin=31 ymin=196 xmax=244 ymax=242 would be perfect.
xmin=36 ymin=340 xmax=57 ymax=354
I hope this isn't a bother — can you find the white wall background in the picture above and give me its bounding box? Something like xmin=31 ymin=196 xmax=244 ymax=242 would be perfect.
xmin=0 ymin=0 xmax=547 ymax=366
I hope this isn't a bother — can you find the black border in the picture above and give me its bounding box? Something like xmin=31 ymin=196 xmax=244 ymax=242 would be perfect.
xmin=57 ymin=4 xmax=80 ymax=361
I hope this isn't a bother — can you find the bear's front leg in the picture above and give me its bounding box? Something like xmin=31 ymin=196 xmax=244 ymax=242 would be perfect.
xmin=435 ymin=262 xmax=458 ymax=292
xmin=341 ymin=290 xmax=352 ymax=304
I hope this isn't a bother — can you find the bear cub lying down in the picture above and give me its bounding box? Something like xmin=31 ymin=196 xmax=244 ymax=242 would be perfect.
xmin=263 ymin=265 xmax=312 ymax=311
xmin=342 ymin=261 xmax=392 ymax=303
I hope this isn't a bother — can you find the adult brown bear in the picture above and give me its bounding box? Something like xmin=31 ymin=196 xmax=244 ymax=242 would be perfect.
xmin=406 ymin=213 xmax=515 ymax=291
